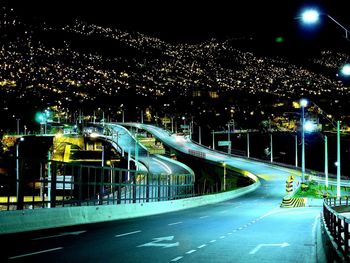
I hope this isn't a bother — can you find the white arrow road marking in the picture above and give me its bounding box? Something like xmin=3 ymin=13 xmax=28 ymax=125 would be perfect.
xmin=249 ymin=242 xmax=290 ymax=254
xmin=32 ymin=231 xmax=86 ymax=240
xmin=137 ymin=236 xmax=179 ymax=248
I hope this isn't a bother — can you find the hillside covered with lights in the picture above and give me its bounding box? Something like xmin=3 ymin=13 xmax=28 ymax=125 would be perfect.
xmin=1 ymin=6 xmax=350 ymax=132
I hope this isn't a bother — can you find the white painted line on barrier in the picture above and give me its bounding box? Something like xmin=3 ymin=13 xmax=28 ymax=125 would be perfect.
xmin=171 ymin=256 xmax=183 ymax=261
xmin=115 ymin=230 xmax=141 ymax=237
xmin=186 ymin=250 xmax=196 ymax=254
xmin=197 ymin=244 xmax=206 ymax=249
xmin=199 ymin=216 xmax=209 ymax=219
xmin=168 ymin=222 xmax=182 ymax=226
xmin=9 ymin=247 xmax=63 ymax=259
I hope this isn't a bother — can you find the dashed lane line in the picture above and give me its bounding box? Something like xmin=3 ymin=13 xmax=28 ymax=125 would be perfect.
xmin=171 ymin=256 xmax=183 ymax=262
xmin=186 ymin=250 xmax=196 ymax=254
xmin=115 ymin=230 xmax=141 ymax=237
xmin=8 ymin=247 xmax=63 ymax=260
xmin=168 ymin=222 xmax=182 ymax=226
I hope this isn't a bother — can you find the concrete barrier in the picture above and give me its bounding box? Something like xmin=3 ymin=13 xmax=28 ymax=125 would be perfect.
xmin=0 ymin=180 xmax=260 ymax=235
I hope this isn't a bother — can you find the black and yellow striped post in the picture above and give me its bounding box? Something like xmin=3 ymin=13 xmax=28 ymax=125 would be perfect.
xmin=286 ymin=177 xmax=293 ymax=194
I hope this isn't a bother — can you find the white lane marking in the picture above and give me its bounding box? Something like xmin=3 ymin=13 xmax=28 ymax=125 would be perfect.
xmin=220 ymin=236 xmax=226 ymax=239
xmin=152 ymin=158 xmax=172 ymax=174
xmin=32 ymin=231 xmax=86 ymax=240
xmin=8 ymin=247 xmax=63 ymax=259
xmin=171 ymin=256 xmax=183 ymax=261
xmin=199 ymin=216 xmax=209 ymax=219
xmin=249 ymin=242 xmax=290 ymax=254
xmin=115 ymin=230 xmax=141 ymax=237
xmin=198 ymin=244 xmax=207 ymax=249
xmin=220 ymin=210 xmax=228 ymax=213
xmin=227 ymin=232 xmax=232 ymax=235
xmin=233 ymin=230 xmax=237 ymax=232
xmin=186 ymin=250 xmax=196 ymax=254
xmin=238 ymin=227 xmax=243 ymax=230
xmin=209 ymin=239 xmax=216 ymax=243
xmin=168 ymin=222 xmax=182 ymax=226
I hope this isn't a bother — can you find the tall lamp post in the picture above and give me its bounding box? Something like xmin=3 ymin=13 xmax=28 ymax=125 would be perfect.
xmin=301 ymin=99 xmax=341 ymax=197
xmin=300 ymin=8 xmax=345 ymax=197
xmin=16 ymin=137 xmax=24 ymax=207
xmin=300 ymin=99 xmax=308 ymax=183
xmin=222 ymin=162 xmax=226 ymax=191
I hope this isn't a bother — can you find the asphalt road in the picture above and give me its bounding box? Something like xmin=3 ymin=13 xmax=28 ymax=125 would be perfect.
xmin=1 ymin=181 xmax=323 ymax=263
xmin=0 ymin=124 xmax=325 ymax=262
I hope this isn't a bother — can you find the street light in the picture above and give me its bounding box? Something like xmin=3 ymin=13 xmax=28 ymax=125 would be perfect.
xmin=16 ymin=137 xmax=24 ymax=207
xmin=300 ymin=99 xmax=308 ymax=184
xmin=16 ymin=118 xmax=20 ymax=135
xmin=299 ymin=7 xmax=347 ymax=197
xmin=301 ymin=9 xmax=349 ymax=40
xmin=300 ymin=8 xmax=350 ymax=76
xmin=301 ymin=100 xmax=341 ymax=197
xmin=222 ymin=162 xmax=226 ymax=191
xmin=340 ymin=64 xmax=350 ymax=76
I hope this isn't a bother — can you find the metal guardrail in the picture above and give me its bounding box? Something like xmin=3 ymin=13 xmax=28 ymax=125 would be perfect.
xmin=0 ymin=160 xmax=194 ymax=211
xmin=323 ymin=197 xmax=350 ymax=261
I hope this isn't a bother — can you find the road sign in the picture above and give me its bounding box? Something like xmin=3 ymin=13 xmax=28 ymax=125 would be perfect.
xmin=218 ymin=141 xmax=231 ymax=146
xmin=161 ymin=118 xmax=171 ymax=124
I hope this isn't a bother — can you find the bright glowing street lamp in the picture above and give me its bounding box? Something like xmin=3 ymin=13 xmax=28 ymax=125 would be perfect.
xmin=301 ymin=9 xmax=349 ymax=40
xmin=300 ymin=8 xmax=350 ymax=78
xmin=301 ymin=10 xmax=320 ymax=24
xmin=341 ymin=64 xmax=350 ymax=76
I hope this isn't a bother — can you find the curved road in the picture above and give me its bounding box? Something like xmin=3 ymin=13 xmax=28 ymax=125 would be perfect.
xmin=0 ymin=124 xmax=325 ymax=263
xmin=99 ymin=123 xmax=193 ymax=176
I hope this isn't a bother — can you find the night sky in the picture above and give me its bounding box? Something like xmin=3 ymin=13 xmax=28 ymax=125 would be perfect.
xmin=4 ymin=1 xmax=348 ymax=42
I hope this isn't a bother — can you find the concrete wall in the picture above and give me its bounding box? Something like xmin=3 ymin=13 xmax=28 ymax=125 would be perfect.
xmin=0 ymin=180 xmax=260 ymax=235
